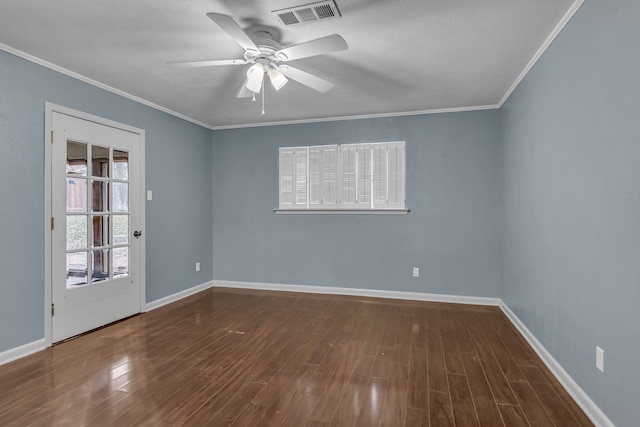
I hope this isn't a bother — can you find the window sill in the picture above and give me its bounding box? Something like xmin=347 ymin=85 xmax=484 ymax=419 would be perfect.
xmin=274 ymin=209 xmax=410 ymax=215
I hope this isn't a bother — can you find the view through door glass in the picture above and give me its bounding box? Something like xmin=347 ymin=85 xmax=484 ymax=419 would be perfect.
xmin=66 ymin=140 xmax=130 ymax=287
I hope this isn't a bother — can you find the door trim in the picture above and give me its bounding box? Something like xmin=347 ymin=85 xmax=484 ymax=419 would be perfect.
xmin=44 ymin=102 xmax=146 ymax=347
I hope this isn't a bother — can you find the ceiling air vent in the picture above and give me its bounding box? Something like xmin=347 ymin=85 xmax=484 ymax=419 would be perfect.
xmin=272 ymin=0 xmax=341 ymax=26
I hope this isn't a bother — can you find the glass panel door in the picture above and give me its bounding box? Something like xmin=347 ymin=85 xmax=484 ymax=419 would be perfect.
xmin=51 ymin=109 xmax=142 ymax=344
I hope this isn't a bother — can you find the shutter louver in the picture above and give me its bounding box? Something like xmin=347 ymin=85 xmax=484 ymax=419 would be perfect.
xmin=357 ymin=145 xmax=371 ymax=208
xmin=340 ymin=146 xmax=357 ymax=207
xmin=279 ymin=148 xmax=295 ymax=207
xmin=309 ymin=147 xmax=322 ymax=206
xmin=372 ymin=145 xmax=387 ymax=207
xmin=322 ymin=146 xmax=338 ymax=206
xmin=387 ymin=143 xmax=405 ymax=207
xmin=294 ymin=148 xmax=308 ymax=206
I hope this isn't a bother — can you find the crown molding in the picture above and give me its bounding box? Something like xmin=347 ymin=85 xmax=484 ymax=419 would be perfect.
xmin=498 ymin=0 xmax=586 ymax=107
xmin=209 ymin=104 xmax=500 ymax=130
xmin=0 ymin=43 xmax=214 ymax=130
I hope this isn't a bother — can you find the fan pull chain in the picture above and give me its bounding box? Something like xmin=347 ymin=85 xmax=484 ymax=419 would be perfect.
xmin=262 ymin=82 xmax=266 ymax=115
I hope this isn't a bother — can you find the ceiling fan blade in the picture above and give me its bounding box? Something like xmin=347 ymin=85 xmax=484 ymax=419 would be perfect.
xmin=206 ymin=13 xmax=259 ymax=53
xmin=236 ymin=79 xmax=253 ymax=98
xmin=278 ymin=65 xmax=335 ymax=93
xmin=276 ymin=34 xmax=347 ymax=61
xmin=167 ymin=59 xmax=247 ymax=67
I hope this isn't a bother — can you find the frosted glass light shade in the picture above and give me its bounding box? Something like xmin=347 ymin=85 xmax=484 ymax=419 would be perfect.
xmin=268 ymin=68 xmax=288 ymax=90
xmin=245 ymin=63 xmax=264 ymax=93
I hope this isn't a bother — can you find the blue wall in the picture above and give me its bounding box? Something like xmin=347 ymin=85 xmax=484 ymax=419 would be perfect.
xmin=212 ymin=112 xmax=502 ymax=297
xmin=0 ymin=50 xmax=213 ymax=353
xmin=501 ymin=0 xmax=640 ymax=425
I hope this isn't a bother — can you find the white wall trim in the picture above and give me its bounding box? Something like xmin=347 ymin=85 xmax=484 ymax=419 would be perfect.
xmin=0 ymin=1 xmax=584 ymax=131
xmin=212 ymin=280 xmax=500 ymax=306
xmin=0 ymin=43 xmax=212 ymax=130
xmin=498 ymin=0 xmax=586 ymax=107
xmin=44 ymin=103 xmax=147 ymax=347
xmin=215 ymin=280 xmax=612 ymax=425
xmin=1 ymin=280 xmax=213 ymax=366
xmin=0 ymin=339 xmax=46 ymax=367
xmin=44 ymin=104 xmax=53 ymax=347
xmin=209 ymin=104 xmax=500 ymax=130
xmin=145 ymin=281 xmax=214 ymax=312
xmin=274 ymin=209 xmax=410 ymax=215
xmin=499 ymin=302 xmax=614 ymax=427
xmin=0 ymin=277 xmax=612 ymax=427
xmin=1 ymin=42 xmax=499 ymax=131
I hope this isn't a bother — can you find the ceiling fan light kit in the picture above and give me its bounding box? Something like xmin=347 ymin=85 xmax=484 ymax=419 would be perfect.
xmin=245 ymin=63 xmax=265 ymax=93
xmin=268 ymin=67 xmax=288 ymax=90
xmin=168 ymin=12 xmax=348 ymax=114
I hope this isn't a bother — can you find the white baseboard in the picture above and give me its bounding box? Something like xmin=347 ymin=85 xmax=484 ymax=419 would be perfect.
xmin=214 ymin=280 xmax=611 ymax=426
xmin=0 ymin=280 xmax=611 ymax=427
xmin=0 ymin=338 xmax=46 ymax=367
xmin=499 ymin=302 xmax=613 ymax=427
xmin=212 ymin=280 xmax=501 ymax=306
xmin=145 ymin=280 xmax=214 ymax=312
xmin=0 ymin=281 xmax=214 ymax=366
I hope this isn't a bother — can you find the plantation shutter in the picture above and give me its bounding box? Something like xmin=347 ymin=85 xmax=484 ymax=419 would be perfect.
xmin=340 ymin=145 xmax=357 ymax=207
xmin=279 ymin=148 xmax=295 ymax=208
xmin=279 ymin=142 xmax=405 ymax=211
xmin=372 ymin=145 xmax=387 ymax=208
xmin=309 ymin=147 xmax=323 ymax=206
xmin=279 ymin=146 xmax=309 ymax=209
xmin=321 ymin=145 xmax=339 ymax=207
xmin=356 ymin=144 xmax=372 ymax=208
xmin=387 ymin=142 xmax=405 ymax=208
xmin=294 ymin=147 xmax=308 ymax=206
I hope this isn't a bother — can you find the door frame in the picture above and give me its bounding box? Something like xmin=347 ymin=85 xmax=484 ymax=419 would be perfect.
xmin=44 ymin=102 xmax=146 ymax=347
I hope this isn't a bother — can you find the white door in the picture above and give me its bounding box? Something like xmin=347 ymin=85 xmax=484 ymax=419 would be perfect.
xmin=51 ymin=111 xmax=142 ymax=342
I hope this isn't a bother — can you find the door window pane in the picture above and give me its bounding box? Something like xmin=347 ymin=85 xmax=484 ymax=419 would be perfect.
xmin=92 ymin=181 xmax=109 ymax=212
xmin=113 ymin=182 xmax=128 ymax=212
xmin=67 ymin=215 xmax=87 ymax=250
xmin=66 ymin=178 xmax=87 ymax=212
xmin=92 ymin=216 xmax=109 ymax=248
xmin=113 ymin=247 xmax=129 ymax=278
xmin=92 ymin=249 xmax=110 ymax=282
xmin=113 ymin=150 xmax=129 ymax=180
xmin=67 ymin=141 xmax=87 ymax=175
xmin=62 ymin=129 xmax=136 ymax=295
xmin=92 ymin=145 xmax=109 ymax=177
xmin=112 ymin=215 xmax=128 ymax=245
xmin=65 ymin=141 xmax=133 ymax=288
xmin=67 ymin=252 xmax=88 ymax=286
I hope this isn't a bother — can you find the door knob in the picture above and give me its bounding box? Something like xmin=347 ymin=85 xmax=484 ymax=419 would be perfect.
xmin=133 ymin=230 xmax=142 ymax=238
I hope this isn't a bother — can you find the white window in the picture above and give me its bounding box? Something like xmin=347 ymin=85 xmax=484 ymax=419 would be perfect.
xmin=278 ymin=141 xmax=406 ymax=213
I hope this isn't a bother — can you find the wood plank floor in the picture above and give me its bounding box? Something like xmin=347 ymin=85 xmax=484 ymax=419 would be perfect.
xmin=0 ymin=288 xmax=594 ymax=426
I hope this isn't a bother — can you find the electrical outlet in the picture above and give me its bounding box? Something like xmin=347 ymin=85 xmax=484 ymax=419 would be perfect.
xmin=596 ymin=346 xmax=604 ymax=372
xmin=412 ymin=267 xmax=420 ymax=277
xmin=147 ymin=190 xmax=153 ymax=201
xmin=195 ymin=262 xmax=201 ymax=272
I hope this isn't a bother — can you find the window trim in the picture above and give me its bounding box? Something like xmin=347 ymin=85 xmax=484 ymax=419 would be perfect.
xmin=274 ymin=208 xmax=410 ymax=215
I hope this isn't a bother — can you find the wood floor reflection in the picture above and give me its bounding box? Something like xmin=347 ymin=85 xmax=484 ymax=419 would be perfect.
xmin=0 ymin=287 xmax=593 ymax=426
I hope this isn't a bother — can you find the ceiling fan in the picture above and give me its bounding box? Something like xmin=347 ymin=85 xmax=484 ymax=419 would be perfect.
xmin=169 ymin=13 xmax=348 ymax=99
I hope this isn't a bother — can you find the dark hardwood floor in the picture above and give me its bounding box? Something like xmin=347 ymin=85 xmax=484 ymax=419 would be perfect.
xmin=0 ymin=287 xmax=593 ymax=426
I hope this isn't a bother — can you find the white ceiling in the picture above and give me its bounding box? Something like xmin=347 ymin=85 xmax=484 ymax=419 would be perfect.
xmin=0 ymin=0 xmax=578 ymax=129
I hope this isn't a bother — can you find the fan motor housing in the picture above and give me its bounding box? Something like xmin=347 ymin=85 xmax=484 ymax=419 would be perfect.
xmin=244 ymin=31 xmax=284 ymax=64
